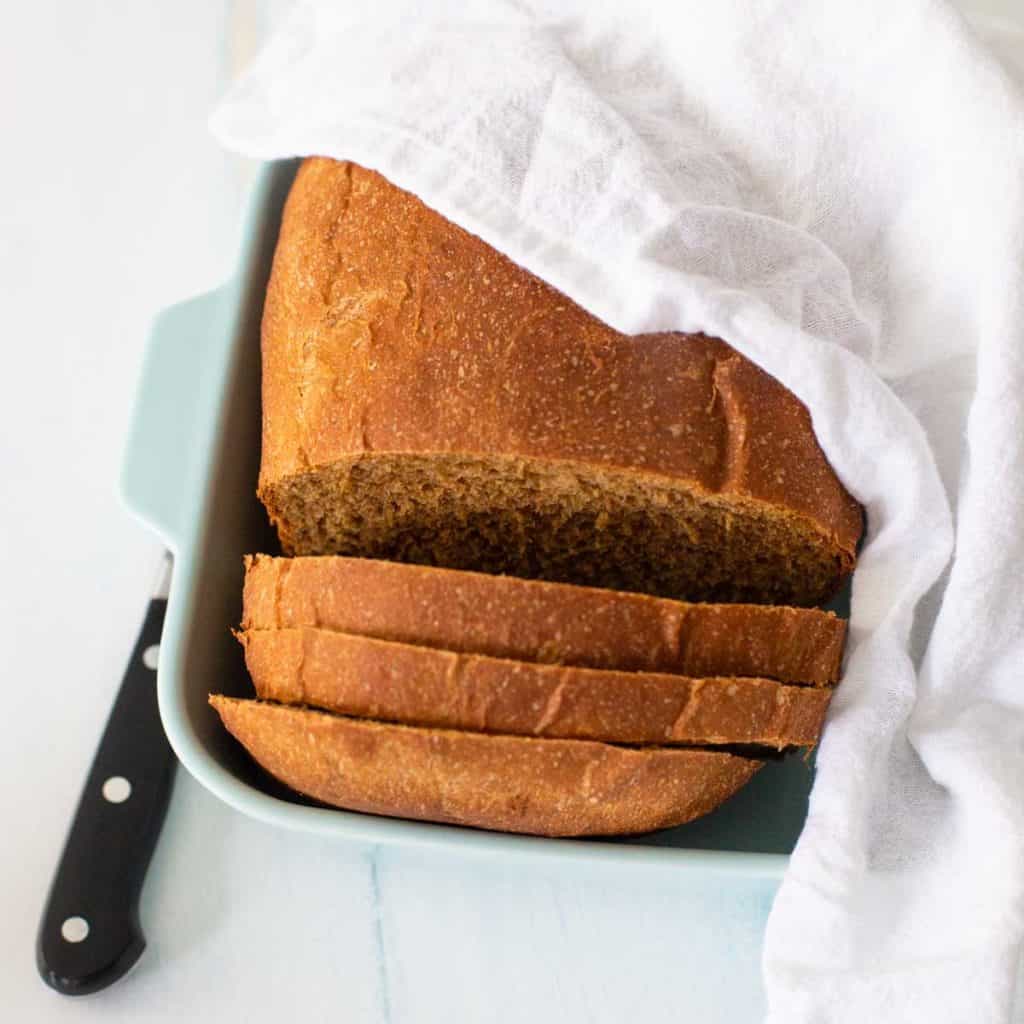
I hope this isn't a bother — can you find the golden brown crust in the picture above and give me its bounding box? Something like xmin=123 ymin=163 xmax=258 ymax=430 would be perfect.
xmin=240 ymin=626 xmax=831 ymax=748
xmin=243 ymin=555 xmax=846 ymax=685
xmin=209 ymin=695 xmax=763 ymax=836
xmin=260 ymin=157 xmax=861 ymax=572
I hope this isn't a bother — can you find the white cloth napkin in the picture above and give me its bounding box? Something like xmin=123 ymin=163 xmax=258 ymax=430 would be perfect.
xmin=211 ymin=1 xmax=1024 ymax=1019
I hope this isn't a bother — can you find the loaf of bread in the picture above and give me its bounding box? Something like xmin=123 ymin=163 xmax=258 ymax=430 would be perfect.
xmin=259 ymin=158 xmax=862 ymax=606
xmin=210 ymin=696 xmax=763 ymax=837
xmin=239 ymin=627 xmax=830 ymax=748
xmin=243 ymin=555 xmax=845 ymax=685
xmin=211 ymin=157 xmax=864 ymax=838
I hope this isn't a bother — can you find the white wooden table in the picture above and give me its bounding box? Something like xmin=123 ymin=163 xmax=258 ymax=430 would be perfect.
xmin=2 ymin=3 xmax=1019 ymax=1021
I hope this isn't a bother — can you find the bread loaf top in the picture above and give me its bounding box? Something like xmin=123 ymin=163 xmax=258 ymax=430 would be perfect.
xmin=260 ymin=157 xmax=862 ymax=569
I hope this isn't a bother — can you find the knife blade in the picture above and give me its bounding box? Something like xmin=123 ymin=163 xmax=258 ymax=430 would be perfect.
xmin=37 ymin=553 xmax=177 ymax=995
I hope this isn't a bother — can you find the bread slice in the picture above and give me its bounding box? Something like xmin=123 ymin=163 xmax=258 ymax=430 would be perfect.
xmin=239 ymin=627 xmax=831 ymax=749
xmin=242 ymin=555 xmax=846 ymax=686
xmin=259 ymin=158 xmax=862 ymax=606
xmin=209 ymin=696 xmax=763 ymax=836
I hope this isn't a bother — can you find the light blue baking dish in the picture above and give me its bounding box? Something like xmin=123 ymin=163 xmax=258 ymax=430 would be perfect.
xmin=121 ymin=160 xmax=833 ymax=880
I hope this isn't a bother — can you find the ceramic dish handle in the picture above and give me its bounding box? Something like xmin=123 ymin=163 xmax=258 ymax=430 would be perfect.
xmin=120 ymin=289 xmax=228 ymax=552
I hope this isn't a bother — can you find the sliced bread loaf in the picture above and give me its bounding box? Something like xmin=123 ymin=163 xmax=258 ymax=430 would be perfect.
xmin=242 ymin=555 xmax=845 ymax=686
xmin=238 ymin=627 xmax=830 ymax=748
xmin=210 ymin=695 xmax=763 ymax=836
xmin=259 ymin=158 xmax=862 ymax=606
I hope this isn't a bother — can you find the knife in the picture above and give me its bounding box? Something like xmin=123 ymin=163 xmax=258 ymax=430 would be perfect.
xmin=37 ymin=553 xmax=177 ymax=995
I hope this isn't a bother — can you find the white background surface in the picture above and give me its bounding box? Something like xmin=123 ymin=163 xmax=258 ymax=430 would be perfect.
xmin=2 ymin=2 xmax=1021 ymax=1022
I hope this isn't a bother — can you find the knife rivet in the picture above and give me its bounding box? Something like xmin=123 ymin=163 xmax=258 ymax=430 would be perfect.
xmin=102 ymin=776 xmax=132 ymax=804
xmin=61 ymin=917 xmax=89 ymax=943
xmin=142 ymin=644 xmax=160 ymax=670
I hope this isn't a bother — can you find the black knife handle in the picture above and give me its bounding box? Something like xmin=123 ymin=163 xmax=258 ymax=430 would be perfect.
xmin=37 ymin=598 xmax=176 ymax=995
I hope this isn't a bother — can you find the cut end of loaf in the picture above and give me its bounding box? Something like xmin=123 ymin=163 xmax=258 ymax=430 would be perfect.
xmin=209 ymin=695 xmax=764 ymax=837
xmin=242 ymin=554 xmax=847 ymax=684
xmin=261 ymin=453 xmax=853 ymax=607
xmin=238 ymin=624 xmax=832 ymax=747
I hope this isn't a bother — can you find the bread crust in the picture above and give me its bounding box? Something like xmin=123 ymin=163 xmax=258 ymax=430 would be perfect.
xmin=243 ymin=555 xmax=846 ymax=686
xmin=210 ymin=695 xmax=763 ymax=837
xmin=239 ymin=626 xmax=830 ymax=748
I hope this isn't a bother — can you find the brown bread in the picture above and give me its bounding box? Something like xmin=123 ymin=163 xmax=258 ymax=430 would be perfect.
xmin=239 ymin=627 xmax=831 ymax=749
xmin=242 ymin=555 xmax=846 ymax=686
xmin=209 ymin=695 xmax=763 ymax=837
xmin=258 ymin=158 xmax=862 ymax=606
